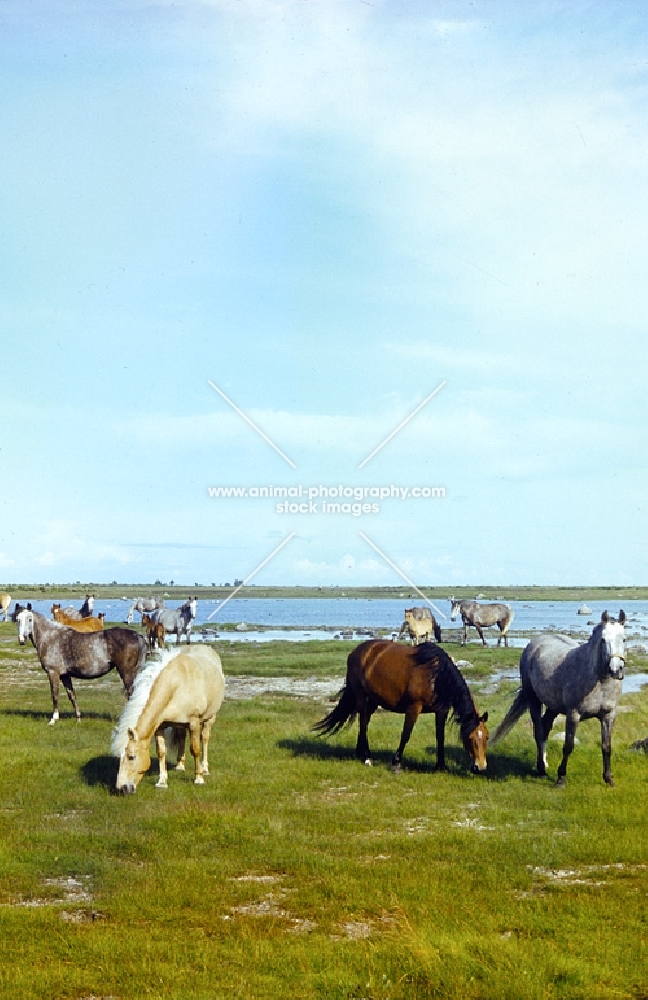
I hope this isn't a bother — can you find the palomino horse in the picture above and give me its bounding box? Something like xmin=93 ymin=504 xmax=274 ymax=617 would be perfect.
xmin=314 ymin=640 xmax=488 ymax=773
xmin=51 ymin=604 xmax=104 ymax=632
xmin=18 ymin=611 xmax=147 ymax=724
xmin=398 ymin=607 xmax=442 ymax=645
xmin=112 ymin=645 xmax=225 ymax=793
xmin=491 ymin=611 xmax=626 ymax=786
xmin=450 ymin=598 xmax=514 ymax=647
xmin=0 ymin=594 xmax=11 ymax=622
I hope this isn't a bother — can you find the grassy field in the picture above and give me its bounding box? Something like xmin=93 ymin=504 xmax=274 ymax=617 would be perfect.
xmin=0 ymin=625 xmax=647 ymax=999
xmin=3 ymin=583 xmax=648 ymax=602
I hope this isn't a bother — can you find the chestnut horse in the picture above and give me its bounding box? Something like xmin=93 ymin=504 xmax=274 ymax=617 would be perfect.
xmin=51 ymin=604 xmax=104 ymax=632
xmin=142 ymin=613 xmax=166 ymax=650
xmin=314 ymin=640 xmax=488 ymax=773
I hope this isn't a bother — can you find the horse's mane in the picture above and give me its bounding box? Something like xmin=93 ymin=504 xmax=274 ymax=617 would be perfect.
xmin=414 ymin=643 xmax=480 ymax=740
xmin=111 ymin=648 xmax=183 ymax=756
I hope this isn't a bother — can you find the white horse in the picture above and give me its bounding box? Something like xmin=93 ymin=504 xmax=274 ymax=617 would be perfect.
xmin=0 ymin=594 xmax=11 ymax=622
xmin=126 ymin=597 xmax=164 ymax=624
xmin=491 ymin=611 xmax=626 ymax=786
xmin=112 ymin=645 xmax=225 ymax=793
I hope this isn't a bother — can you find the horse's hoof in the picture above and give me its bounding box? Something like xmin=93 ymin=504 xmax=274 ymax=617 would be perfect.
xmin=363 ymin=758 xmax=372 ymax=767
xmin=554 ymin=776 xmax=566 ymax=787
xmin=604 ymin=776 xmax=615 ymax=787
xmin=391 ymin=763 xmax=401 ymax=774
xmin=155 ymin=781 xmax=168 ymax=789
xmin=175 ymin=762 xmax=185 ymax=771
xmin=194 ymin=776 xmax=205 ymax=785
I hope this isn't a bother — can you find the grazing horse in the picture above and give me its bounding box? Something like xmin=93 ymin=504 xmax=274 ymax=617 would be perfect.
xmin=450 ymin=598 xmax=514 ymax=647
xmin=51 ymin=603 xmax=104 ymax=632
xmin=491 ymin=611 xmax=626 ymax=786
xmin=398 ymin=607 xmax=442 ymax=645
xmin=127 ymin=597 xmax=165 ymax=624
xmin=0 ymin=594 xmax=11 ymax=622
xmin=142 ymin=613 xmax=166 ymax=650
xmin=148 ymin=601 xmax=195 ymax=644
xmin=313 ymin=640 xmax=488 ymax=773
xmin=17 ymin=611 xmax=147 ymax=725
xmin=112 ymin=645 xmax=225 ymax=793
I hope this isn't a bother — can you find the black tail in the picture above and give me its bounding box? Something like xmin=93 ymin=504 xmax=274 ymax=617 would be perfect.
xmin=312 ymin=685 xmax=357 ymax=737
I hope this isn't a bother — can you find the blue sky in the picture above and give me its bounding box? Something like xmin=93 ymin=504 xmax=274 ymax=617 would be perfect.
xmin=1 ymin=0 xmax=647 ymax=587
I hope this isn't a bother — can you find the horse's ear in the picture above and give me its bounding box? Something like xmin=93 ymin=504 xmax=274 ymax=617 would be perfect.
xmin=481 ymin=712 xmax=489 ymax=723
xmin=618 ymin=609 xmax=626 ymax=624
xmin=601 ymin=611 xmax=609 ymax=623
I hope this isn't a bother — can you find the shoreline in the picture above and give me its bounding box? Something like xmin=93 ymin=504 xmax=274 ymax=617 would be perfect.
xmin=2 ymin=584 xmax=648 ymax=602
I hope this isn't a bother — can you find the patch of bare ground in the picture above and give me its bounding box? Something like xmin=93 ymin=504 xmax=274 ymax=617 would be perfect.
xmin=224 ymin=676 xmax=341 ymax=700
xmin=330 ymin=913 xmax=397 ymax=941
xmin=516 ymin=862 xmax=648 ymax=897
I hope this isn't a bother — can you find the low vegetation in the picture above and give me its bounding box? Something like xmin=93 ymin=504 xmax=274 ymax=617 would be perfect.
xmin=0 ymin=627 xmax=646 ymax=998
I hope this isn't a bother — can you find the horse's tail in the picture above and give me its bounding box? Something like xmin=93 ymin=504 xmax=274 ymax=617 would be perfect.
xmin=433 ymin=617 xmax=442 ymax=643
xmin=490 ymin=687 xmax=529 ymax=745
xmin=501 ymin=607 xmax=515 ymax=633
xmin=312 ymin=684 xmax=357 ymax=737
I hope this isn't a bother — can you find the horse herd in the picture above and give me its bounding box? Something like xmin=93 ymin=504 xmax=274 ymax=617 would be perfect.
xmin=0 ymin=592 xmax=632 ymax=792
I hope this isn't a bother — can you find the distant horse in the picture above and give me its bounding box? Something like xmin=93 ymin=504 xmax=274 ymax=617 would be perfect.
xmin=142 ymin=613 xmax=166 ymax=650
xmin=59 ymin=605 xmax=83 ymax=621
xmin=398 ymin=607 xmax=442 ymax=645
xmin=313 ymin=640 xmax=488 ymax=773
xmin=126 ymin=597 xmax=165 ymax=624
xmin=0 ymin=594 xmax=11 ymax=622
xmin=18 ymin=611 xmax=147 ymax=725
xmin=148 ymin=601 xmax=196 ymax=644
xmin=450 ymin=598 xmax=514 ymax=647
xmin=79 ymin=594 xmax=95 ymax=618
xmin=51 ymin=604 xmax=104 ymax=632
xmin=491 ymin=611 xmax=626 ymax=786
xmin=112 ymin=645 xmax=225 ymax=793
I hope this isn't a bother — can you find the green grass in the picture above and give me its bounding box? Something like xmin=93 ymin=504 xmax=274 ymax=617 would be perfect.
xmin=3 ymin=582 xmax=648 ymax=600
xmin=0 ymin=635 xmax=647 ymax=999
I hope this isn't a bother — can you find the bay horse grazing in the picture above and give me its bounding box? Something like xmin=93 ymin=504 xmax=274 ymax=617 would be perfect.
xmin=51 ymin=604 xmax=104 ymax=632
xmin=450 ymin=598 xmax=514 ymax=647
xmin=398 ymin=607 xmax=442 ymax=645
xmin=0 ymin=593 xmax=11 ymax=622
xmin=112 ymin=645 xmax=225 ymax=793
xmin=17 ymin=611 xmax=147 ymax=725
xmin=491 ymin=611 xmax=626 ymax=786
xmin=313 ymin=640 xmax=488 ymax=773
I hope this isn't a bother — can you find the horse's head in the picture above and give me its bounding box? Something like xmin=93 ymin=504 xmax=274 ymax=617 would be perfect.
xmin=17 ymin=610 xmax=34 ymax=645
xmin=115 ymin=727 xmax=151 ymax=794
xmin=464 ymin=712 xmax=489 ymax=773
xmin=599 ymin=610 xmax=626 ymax=680
xmin=449 ymin=599 xmax=461 ymax=621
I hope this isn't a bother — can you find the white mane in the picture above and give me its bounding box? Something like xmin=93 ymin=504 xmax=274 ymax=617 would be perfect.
xmin=111 ymin=647 xmax=184 ymax=756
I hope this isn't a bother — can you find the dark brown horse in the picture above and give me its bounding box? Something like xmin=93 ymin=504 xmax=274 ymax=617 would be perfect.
xmin=18 ymin=611 xmax=147 ymax=724
xmin=314 ymin=640 xmax=488 ymax=773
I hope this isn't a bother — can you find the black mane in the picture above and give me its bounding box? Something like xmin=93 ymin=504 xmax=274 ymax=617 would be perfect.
xmin=414 ymin=642 xmax=480 ymax=741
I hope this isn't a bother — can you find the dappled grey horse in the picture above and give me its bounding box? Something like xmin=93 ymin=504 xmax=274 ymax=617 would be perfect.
xmin=127 ymin=597 xmax=165 ymax=624
xmin=148 ymin=599 xmax=196 ymax=644
xmin=17 ymin=610 xmax=147 ymax=724
xmin=491 ymin=611 xmax=626 ymax=786
xmin=449 ymin=598 xmax=514 ymax=647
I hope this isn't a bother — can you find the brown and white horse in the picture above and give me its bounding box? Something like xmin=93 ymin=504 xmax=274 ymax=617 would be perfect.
xmin=112 ymin=645 xmax=225 ymax=793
